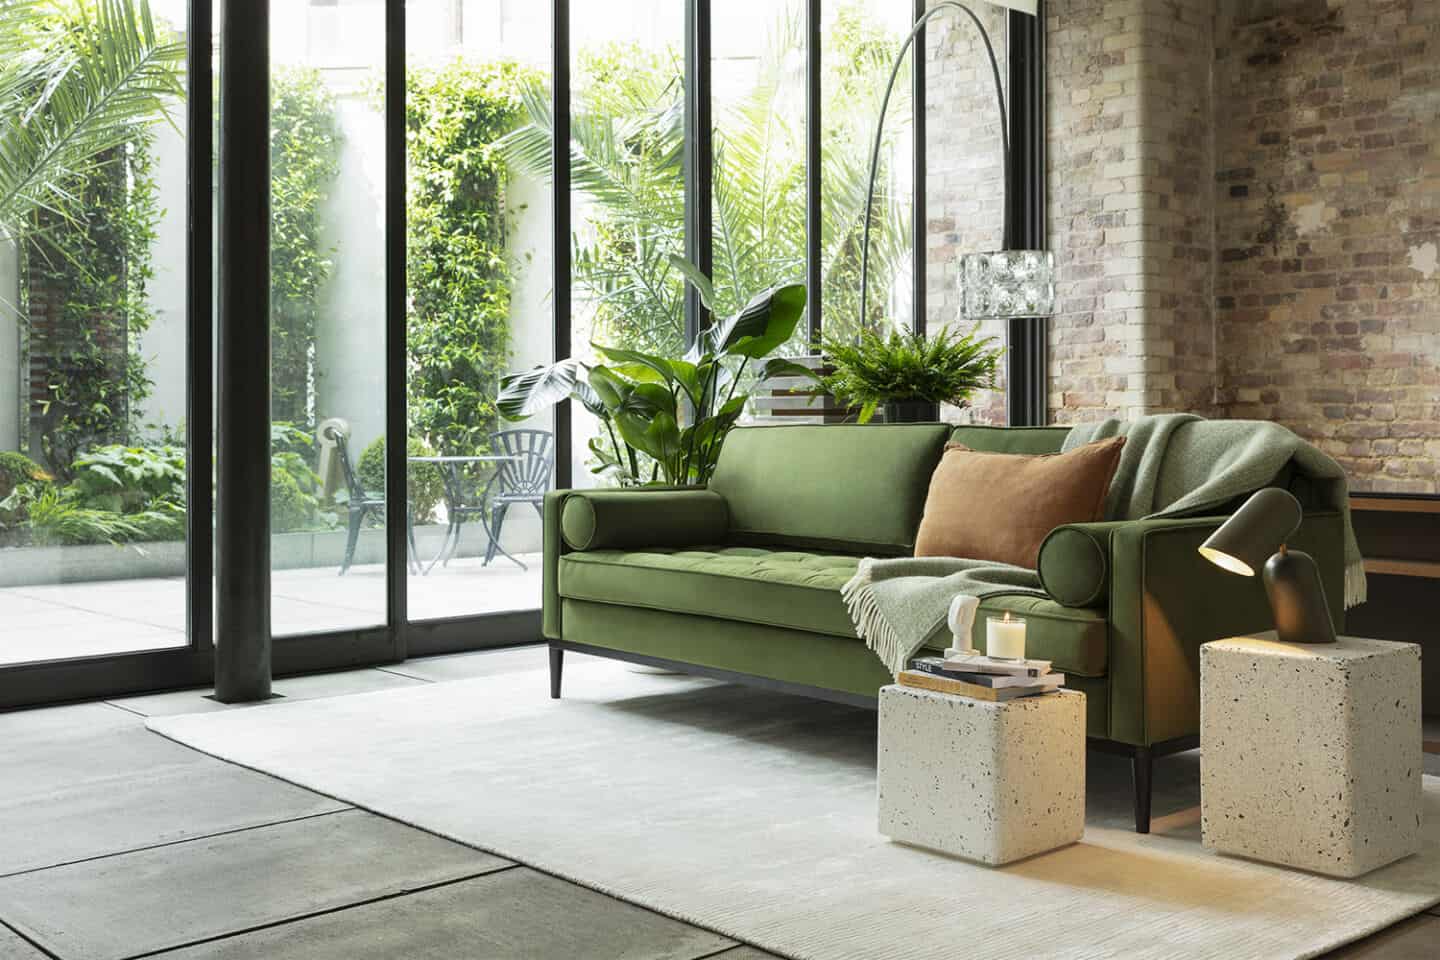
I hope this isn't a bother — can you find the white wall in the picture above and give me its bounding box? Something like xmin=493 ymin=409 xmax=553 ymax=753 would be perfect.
xmin=135 ymin=119 xmax=190 ymax=437
xmin=314 ymin=92 xmax=389 ymax=455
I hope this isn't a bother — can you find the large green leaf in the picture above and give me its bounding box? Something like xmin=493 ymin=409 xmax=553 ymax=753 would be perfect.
xmin=0 ymin=0 xmax=186 ymax=234
xmin=667 ymin=254 xmax=716 ymax=312
xmin=758 ymin=357 xmax=821 ymax=384
xmin=625 ymin=382 xmax=678 ymax=420
xmin=711 ymin=283 xmax=807 ymax=359
xmin=592 ymin=344 xmax=677 ymax=384
xmin=586 ymin=364 xmax=631 ymax=411
xmin=497 ymin=358 xmax=587 ymax=421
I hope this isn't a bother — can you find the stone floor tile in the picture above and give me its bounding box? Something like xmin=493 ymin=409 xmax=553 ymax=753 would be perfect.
xmin=110 ymin=669 xmax=427 ymax=718
xmin=0 ymin=759 xmax=347 ymax=876
xmin=378 ymin=644 xmax=548 ymax=682
xmin=152 ymin=868 xmax=733 ymax=960
xmin=272 ymin=667 xmax=428 ymax=700
xmin=0 ymin=810 xmax=510 ymax=960
xmin=0 ymin=925 xmax=45 ymax=960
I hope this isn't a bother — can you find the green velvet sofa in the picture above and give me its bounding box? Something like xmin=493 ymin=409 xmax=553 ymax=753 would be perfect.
xmin=543 ymin=423 xmax=1346 ymax=832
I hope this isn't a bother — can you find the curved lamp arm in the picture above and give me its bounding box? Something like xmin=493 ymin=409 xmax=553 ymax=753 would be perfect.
xmin=858 ymin=2 xmax=1011 ymax=330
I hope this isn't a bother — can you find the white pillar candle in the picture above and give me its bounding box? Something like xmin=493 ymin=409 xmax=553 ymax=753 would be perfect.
xmin=986 ymin=613 xmax=1027 ymax=660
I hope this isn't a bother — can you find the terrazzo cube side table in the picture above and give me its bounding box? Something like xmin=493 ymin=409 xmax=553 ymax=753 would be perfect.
xmin=877 ymin=685 xmax=1085 ymax=865
xmin=1201 ymin=634 xmax=1422 ymax=878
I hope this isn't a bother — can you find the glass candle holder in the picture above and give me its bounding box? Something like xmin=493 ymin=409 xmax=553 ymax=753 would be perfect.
xmin=986 ymin=613 xmax=1027 ymax=660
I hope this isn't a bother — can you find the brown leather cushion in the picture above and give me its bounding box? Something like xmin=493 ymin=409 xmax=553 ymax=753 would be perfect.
xmin=914 ymin=437 xmax=1126 ymax=569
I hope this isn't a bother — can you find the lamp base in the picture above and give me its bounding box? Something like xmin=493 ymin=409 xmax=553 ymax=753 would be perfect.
xmin=1263 ymin=548 xmax=1337 ymax=644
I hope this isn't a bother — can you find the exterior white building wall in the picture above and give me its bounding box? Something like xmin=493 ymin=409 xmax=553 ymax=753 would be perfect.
xmin=135 ymin=119 xmax=190 ymax=438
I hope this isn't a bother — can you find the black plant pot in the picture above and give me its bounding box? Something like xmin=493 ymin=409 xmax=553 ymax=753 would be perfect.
xmin=882 ymin=400 xmax=940 ymax=423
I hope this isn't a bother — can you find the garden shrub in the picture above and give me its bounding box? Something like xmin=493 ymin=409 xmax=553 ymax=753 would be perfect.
xmin=70 ymin=444 xmax=186 ymax=513
xmin=356 ymin=435 xmax=444 ymax=523
xmin=269 ymin=422 xmax=333 ymax=533
xmin=269 ymin=468 xmax=313 ymax=534
xmin=0 ymin=452 xmax=49 ymax=501
xmin=22 ymin=134 xmax=160 ymax=479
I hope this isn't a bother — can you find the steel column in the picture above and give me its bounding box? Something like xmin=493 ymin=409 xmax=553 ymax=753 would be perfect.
xmin=805 ymin=0 xmax=823 ymax=345
xmin=214 ymin=0 xmax=272 ymax=701
xmin=553 ymin=0 xmax=572 ymax=489
xmin=683 ymin=0 xmax=713 ymax=345
xmin=384 ymin=0 xmax=408 ymax=649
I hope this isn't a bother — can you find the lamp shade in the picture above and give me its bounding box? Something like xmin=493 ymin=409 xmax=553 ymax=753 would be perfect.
xmin=959 ymin=250 xmax=1056 ymax=319
xmin=1198 ymin=487 xmax=1305 ymax=577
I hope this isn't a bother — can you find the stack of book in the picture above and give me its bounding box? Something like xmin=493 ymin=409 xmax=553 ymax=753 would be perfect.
xmin=898 ymin=654 xmax=1064 ymax=702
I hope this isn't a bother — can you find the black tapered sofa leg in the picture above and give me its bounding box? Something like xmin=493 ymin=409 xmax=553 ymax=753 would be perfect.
xmin=549 ymin=645 xmax=564 ymax=699
xmin=1133 ymin=745 xmax=1153 ymax=834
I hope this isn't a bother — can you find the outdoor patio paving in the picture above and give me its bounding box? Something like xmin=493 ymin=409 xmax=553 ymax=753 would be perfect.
xmin=0 ymin=555 xmax=542 ymax=666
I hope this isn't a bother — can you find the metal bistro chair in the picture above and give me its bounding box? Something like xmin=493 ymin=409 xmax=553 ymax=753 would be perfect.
xmin=324 ymin=424 xmax=419 ymax=576
xmin=435 ymin=429 xmax=554 ymax=572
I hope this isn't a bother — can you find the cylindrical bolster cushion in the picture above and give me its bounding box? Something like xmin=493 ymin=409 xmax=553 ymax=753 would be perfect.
xmin=560 ymin=489 xmax=729 ymax=552
xmin=1037 ymin=523 xmax=1112 ymax=608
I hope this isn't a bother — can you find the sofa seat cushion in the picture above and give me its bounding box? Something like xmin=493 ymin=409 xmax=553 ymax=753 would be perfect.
xmin=559 ymin=546 xmax=862 ymax=638
xmin=558 ymin=546 xmax=1110 ymax=677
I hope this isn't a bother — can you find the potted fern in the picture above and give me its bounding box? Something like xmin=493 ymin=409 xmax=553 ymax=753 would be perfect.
xmin=820 ymin=326 xmax=1004 ymax=424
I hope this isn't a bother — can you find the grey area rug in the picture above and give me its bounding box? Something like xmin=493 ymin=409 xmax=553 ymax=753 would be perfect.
xmin=149 ymin=660 xmax=1440 ymax=960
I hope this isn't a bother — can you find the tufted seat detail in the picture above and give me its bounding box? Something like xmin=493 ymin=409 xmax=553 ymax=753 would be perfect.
xmin=559 ymin=546 xmax=862 ymax=638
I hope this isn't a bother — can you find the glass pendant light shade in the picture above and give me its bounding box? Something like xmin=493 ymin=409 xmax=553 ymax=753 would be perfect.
xmin=959 ymin=249 xmax=1056 ymax=320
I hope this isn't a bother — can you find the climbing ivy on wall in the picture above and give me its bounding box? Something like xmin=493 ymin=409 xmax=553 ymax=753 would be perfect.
xmin=269 ymin=67 xmax=343 ymax=430
xmin=404 ymin=59 xmax=538 ymax=455
xmin=23 ymin=134 xmax=159 ymax=481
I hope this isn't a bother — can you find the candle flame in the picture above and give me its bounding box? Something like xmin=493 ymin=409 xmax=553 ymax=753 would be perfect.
xmin=1003 ymin=611 xmax=1012 ymax=623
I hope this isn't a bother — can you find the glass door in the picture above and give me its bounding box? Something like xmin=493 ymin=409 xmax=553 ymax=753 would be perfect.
xmin=0 ymin=0 xmax=207 ymax=687
xmin=267 ymin=0 xmax=390 ymax=638
xmin=403 ymin=0 xmax=555 ymax=624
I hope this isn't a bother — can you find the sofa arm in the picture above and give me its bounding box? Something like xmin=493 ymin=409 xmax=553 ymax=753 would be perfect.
xmin=1038 ymin=520 xmax=1130 ymax=608
xmin=1104 ymin=511 xmax=1345 ymax=747
xmin=559 ymin=488 xmax=728 ymax=551
xmin=542 ymin=487 xmax=728 ymax=641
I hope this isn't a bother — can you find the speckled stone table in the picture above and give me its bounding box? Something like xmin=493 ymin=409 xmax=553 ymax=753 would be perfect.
xmin=877 ymin=685 xmax=1085 ymax=865
xmin=1201 ymin=634 xmax=1423 ymax=878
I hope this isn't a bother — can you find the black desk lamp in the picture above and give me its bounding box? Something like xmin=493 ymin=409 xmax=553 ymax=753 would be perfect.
xmin=1198 ymin=487 xmax=1337 ymax=645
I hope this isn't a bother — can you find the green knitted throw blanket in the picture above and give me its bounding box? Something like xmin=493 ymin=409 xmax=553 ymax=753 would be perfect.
xmin=841 ymin=414 xmax=1367 ymax=677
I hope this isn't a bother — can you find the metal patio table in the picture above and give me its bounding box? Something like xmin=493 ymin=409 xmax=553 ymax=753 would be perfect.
xmin=409 ymin=455 xmax=524 ymax=573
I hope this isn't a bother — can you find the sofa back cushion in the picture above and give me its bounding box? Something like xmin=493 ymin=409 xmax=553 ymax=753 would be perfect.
xmin=948 ymin=424 xmax=1069 ymax=455
xmin=710 ymin=424 xmax=950 ymax=555
xmin=914 ymin=437 xmax=1126 ymax=569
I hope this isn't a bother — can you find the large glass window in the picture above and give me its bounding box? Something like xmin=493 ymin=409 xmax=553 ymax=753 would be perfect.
xmin=821 ymin=1 xmax=914 ymax=338
xmin=710 ymin=1 xmax=806 ymax=338
xmin=561 ymin=4 xmax=685 ymax=489
xmin=268 ymin=0 xmax=388 ymax=635
xmin=404 ymin=0 xmax=554 ymax=620
xmin=0 ymin=0 xmax=192 ymax=665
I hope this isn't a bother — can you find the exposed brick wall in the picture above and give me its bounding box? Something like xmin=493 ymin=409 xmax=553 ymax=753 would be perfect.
xmin=1138 ymin=0 xmax=1217 ymax=415
xmin=1213 ymin=0 xmax=1440 ymax=493
xmin=926 ymin=0 xmax=1438 ymax=491
xmin=1044 ymin=0 xmax=1146 ymax=423
xmin=1042 ymin=0 xmax=1217 ymax=423
xmin=924 ymin=0 xmax=1009 ymax=424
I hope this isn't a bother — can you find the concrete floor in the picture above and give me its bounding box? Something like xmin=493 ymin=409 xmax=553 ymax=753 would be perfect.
xmin=0 ymin=556 xmax=542 ymax=666
xmin=1 ymin=646 xmax=1436 ymax=959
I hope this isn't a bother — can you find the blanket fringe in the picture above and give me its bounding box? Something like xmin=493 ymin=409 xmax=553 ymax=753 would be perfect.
xmin=840 ymin=559 xmax=906 ymax=678
xmin=1344 ymin=560 xmax=1367 ymax=610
